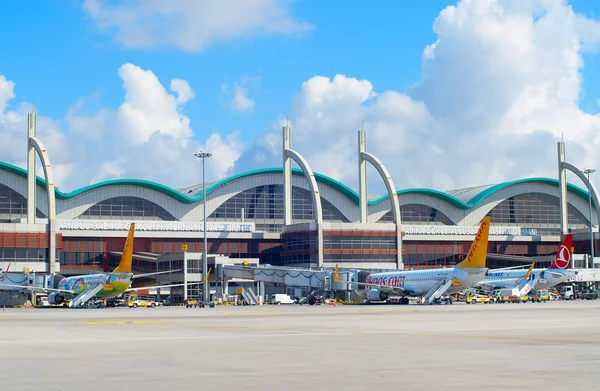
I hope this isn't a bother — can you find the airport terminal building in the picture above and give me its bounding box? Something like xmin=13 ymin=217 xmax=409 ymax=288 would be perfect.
xmin=0 ymin=116 xmax=598 ymax=277
xmin=0 ymin=159 xmax=598 ymax=276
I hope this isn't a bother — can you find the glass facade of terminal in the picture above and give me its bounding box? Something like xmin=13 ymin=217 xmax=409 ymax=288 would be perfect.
xmin=0 ymin=184 xmax=45 ymax=222
xmin=377 ymin=204 xmax=453 ymax=225
xmin=377 ymin=193 xmax=590 ymax=236
xmin=59 ymin=238 xmax=105 ymax=267
xmin=77 ymin=196 xmax=177 ymax=221
xmin=281 ymin=229 xmax=399 ymax=267
xmin=487 ymin=193 xmax=588 ymax=235
xmin=208 ymin=185 xmax=349 ymax=232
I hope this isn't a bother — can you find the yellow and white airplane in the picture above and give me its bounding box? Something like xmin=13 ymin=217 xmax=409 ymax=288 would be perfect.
xmin=0 ymin=223 xmax=203 ymax=308
xmin=335 ymin=216 xmax=491 ymax=304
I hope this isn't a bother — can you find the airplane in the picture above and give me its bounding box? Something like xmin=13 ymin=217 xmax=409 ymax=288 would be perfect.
xmin=334 ymin=215 xmax=492 ymax=304
xmin=476 ymin=233 xmax=577 ymax=292
xmin=0 ymin=223 xmax=200 ymax=308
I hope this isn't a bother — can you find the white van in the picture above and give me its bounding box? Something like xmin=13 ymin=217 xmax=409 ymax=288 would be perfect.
xmin=271 ymin=294 xmax=295 ymax=304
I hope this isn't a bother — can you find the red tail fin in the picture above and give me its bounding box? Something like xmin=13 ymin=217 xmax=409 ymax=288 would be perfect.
xmin=549 ymin=234 xmax=573 ymax=270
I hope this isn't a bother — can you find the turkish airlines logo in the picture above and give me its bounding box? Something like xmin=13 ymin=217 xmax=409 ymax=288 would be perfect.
xmin=555 ymin=245 xmax=571 ymax=269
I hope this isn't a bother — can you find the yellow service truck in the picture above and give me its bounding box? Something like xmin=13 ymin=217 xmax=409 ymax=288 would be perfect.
xmin=524 ymin=290 xmax=550 ymax=303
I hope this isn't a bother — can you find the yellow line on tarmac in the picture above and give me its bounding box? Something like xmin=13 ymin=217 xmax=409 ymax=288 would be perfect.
xmin=77 ymin=321 xmax=165 ymax=325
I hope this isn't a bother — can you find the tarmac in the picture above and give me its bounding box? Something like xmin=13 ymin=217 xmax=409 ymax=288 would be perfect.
xmin=1 ymin=300 xmax=599 ymax=391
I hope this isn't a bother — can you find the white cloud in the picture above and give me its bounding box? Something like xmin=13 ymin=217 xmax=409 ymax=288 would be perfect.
xmin=220 ymin=78 xmax=258 ymax=114
xmin=0 ymin=75 xmax=15 ymax=116
xmin=0 ymin=65 xmax=243 ymax=191
xmin=234 ymin=0 xmax=600 ymax=193
xmin=82 ymin=0 xmax=312 ymax=52
xmin=170 ymin=79 xmax=195 ymax=105
xmin=232 ymin=85 xmax=255 ymax=113
xmin=199 ymin=131 xmax=244 ymax=179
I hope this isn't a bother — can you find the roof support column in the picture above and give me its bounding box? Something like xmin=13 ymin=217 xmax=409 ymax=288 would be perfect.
xmin=29 ymin=136 xmax=57 ymax=275
xmin=359 ymin=130 xmax=403 ymax=270
xmin=283 ymin=124 xmax=323 ymax=267
xmin=558 ymin=141 xmax=600 ymax=235
xmin=558 ymin=141 xmax=569 ymax=235
xmin=358 ymin=130 xmax=368 ymax=223
xmin=283 ymin=125 xmax=292 ymax=226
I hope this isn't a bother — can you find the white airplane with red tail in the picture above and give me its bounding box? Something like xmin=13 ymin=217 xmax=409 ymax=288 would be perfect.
xmin=335 ymin=216 xmax=491 ymax=304
xmin=477 ymin=233 xmax=577 ymax=292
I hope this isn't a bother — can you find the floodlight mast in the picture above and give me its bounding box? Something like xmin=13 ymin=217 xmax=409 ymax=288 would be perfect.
xmin=194 ymin=151 xmax=212 ymax=302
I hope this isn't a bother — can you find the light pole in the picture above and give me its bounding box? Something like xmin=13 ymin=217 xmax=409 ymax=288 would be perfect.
xmin=583 ymin=168 xmax=596 ymax=268
xmin=195 ymin=151 xmax=212 ymax=302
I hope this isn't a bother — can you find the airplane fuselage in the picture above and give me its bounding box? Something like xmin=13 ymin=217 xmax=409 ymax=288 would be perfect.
xmin=53 ymin=272 xmax=133 ymax=301
xmin=480 ymin=268 xmax=576 ymax=291
xmin=359 ymin=267 xmax=488 ymax=298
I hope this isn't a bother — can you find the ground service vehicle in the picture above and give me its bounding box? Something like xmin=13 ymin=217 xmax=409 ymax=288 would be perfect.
xmin=129 ymin=297 xmax=156 ymax=308
xmin=271 ymin=294 xmax=295 ymax=304
xmin=526 ymin=290 xmax=549 ymax=302
xmin=184 ymin=299 xmax=203 ymax=308
xmin=466 ymin=294 xmax=493 ymax=304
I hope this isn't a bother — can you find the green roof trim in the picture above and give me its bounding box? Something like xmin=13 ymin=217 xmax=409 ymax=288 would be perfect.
xmin=465 ymin=177 xmax=595 ymax=209
xmin=0 ymin=161 xmax=593 ymax=209
xmin=369 ymin=188 xmax=470 ymax=209
xmin=0 ymin=161 xmax=200 ymax=203
xmin=203 ymin=167 xmax=361 ymax=205
xmin=368 ymin=177 xmax=594 ymax=209
xmin=0 ymin=162 xmax=360 ymax=205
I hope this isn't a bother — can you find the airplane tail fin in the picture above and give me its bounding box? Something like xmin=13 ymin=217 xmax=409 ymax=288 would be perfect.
xmin=202 ymin=267 xmax=212 ymax=284
xmin=113 ymin=223 xmax=135 ymax=273
xmin=549 ymin=234 xmax=573 ymax=270
xmin=523 ymin=262 xmax=535 ymax=279
xmin=455 ymin=216 xmax=491 ymax=269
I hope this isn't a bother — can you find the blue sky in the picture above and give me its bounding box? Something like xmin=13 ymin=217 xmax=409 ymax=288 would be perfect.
xmin=1 ymin=0 xmax=456 ymax=143
xmin=1 ymin=0 xmax=600 ymax=193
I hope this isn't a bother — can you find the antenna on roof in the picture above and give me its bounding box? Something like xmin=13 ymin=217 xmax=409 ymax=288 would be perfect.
xmin=286 ymin=114 xmax=289 ymax=128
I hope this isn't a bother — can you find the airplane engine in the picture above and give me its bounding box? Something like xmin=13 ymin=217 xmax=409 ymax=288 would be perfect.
xmin=47 ymin=292 xmax=65 ymax=305
xmin=367 ymin=289 xmax=388 ymax=302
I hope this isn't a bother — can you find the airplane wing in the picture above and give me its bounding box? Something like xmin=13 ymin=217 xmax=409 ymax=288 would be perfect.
xmin=131 ymin=270 xmax=183 ymax=279
xmin=0 ymin=284 xmax=76 ymax=294
xmin=126 ymin=268 xmax=211 ymax=292
xmin=102 ymin=269 xmax=183 ymax=279
xmin=544 ymin=271 xmax=566 ymax=278
xmin=476 ymin=280 xmax=511 ymax=291
xmin=125 ymin=281 xmax=205 ymax=292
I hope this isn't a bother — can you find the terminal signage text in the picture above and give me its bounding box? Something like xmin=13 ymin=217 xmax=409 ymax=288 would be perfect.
xmin=402 ymin=225 xmax=537 ymax=236
xmin=58 ymin=220 xmax=255 ymax=233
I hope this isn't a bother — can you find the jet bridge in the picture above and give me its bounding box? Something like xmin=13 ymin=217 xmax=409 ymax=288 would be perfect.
xmin=217 ymin=264 xmax=331 ymax=288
